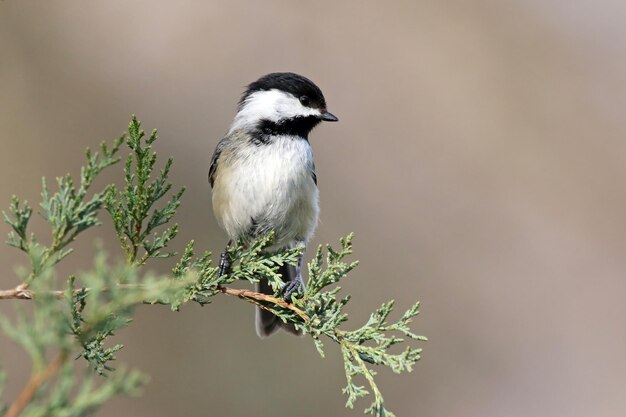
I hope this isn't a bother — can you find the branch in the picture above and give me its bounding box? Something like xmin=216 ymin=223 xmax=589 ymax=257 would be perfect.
xmin=1 ymin=118 xmax=424 ymax=416
xmin=5 ymin=351 xmax=68 ymax=417
xmin=216 ymin=285 xmax=309 ymax=321
xmin=0 ymin=283 xmax=310 ymax=321
xmin=0 ymin=283 xmax=32 ymax=300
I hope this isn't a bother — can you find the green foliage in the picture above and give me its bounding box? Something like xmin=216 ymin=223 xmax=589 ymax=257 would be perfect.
xmin=0 ymin=133 xmax=150 ymax=417
xmin=106 ymin=116 xmax=184 ymax=265
xmin=214 ymin=234 xmax=426 ymax=416
xmin=70 ymin=252 xmax=191 ymax=375
xmin=339 ymin=300 xmax=425 ymax=417
xmin=40 ymin=365 xmax=146 ymax=417
xmin=3 ymin=139 xmax=122 ymax=280
xmin=226 ymin=233 xmax=303 ymax=289
xmin=3 ymin=198 xmax=32 ymax=252
xmin=167 ymin=232 xmax=303 ymax=312
xmin=0 ymin=117 xmax=425 ymax=417
xmin=0 ymin=262 xmax=149 ymax=417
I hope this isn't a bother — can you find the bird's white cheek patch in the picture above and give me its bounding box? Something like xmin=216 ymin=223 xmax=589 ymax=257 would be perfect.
xmin=229 ymin=90 xmax=321 ymax=133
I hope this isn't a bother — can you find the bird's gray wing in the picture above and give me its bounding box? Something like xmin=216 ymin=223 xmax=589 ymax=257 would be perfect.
xmin=311 ymin=160 xmax=317 ymax=186
xmin=208 ymin=138 xmax=228 ymax=188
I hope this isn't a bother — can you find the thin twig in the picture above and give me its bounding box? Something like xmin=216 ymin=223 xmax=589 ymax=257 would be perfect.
xmin=216 ymin=285 xmax=309 ymax=321
xmin=0 ymin=283 xmax=310 ymax=321
xmin=5 ymin=351 xmax=68 ymax=417
xmin=0 ymin=283 xmax=33 ymax=300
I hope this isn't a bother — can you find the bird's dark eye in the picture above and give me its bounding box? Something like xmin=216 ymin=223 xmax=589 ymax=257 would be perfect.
xmin=299 ymin=95 xmax=310 ymax=106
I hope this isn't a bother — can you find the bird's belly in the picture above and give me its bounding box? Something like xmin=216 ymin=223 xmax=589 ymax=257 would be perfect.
xmin=212 ymin=137 xmax=319 ymax=248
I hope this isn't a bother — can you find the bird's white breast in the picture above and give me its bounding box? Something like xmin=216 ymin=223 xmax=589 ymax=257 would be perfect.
xmin=212 ymin=135 xmax=319 ymax=249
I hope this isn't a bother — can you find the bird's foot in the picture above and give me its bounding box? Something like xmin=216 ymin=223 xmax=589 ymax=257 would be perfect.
xmin=218 ymin=249 xmax=231 ymax=278
xmin=281 ymin=280 xmax=303 ymax=303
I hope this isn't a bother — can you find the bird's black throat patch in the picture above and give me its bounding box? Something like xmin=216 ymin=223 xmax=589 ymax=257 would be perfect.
xmin=253 ymin=116 xmax=321 ymax=143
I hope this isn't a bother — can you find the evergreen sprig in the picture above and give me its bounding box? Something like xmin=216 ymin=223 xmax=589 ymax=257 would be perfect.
xmin=69 ymin=252 xmax=191 ymax=375
xmin=0 ymin=256 xmax=152 ymax=417
xmin=0 ymin=117 xmax=425 ymax=417
xmin=3 ymin=197 xmax=32 ymax=252
xmin=167 ymin=233 xmax=302 ymax=310
xmin=42 ymin=364 xmax=146 ymax=417
xmin=3 ymin=139 xmax=122 ymax=281
xmin=167 ymin=232 xmax=425 ymax=416
xmin=223 ymin=234 xmax=425 ymax=416
xmin=105 ymin=116 xmax=184 ymax=265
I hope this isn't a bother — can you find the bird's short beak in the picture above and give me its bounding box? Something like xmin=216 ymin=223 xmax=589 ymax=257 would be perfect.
xmin=320 ymin=111 xmax=339 ymax=122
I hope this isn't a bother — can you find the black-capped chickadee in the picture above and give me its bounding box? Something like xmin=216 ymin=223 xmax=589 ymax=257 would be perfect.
xmin=209 ymin=72 xmax=338 ymax=337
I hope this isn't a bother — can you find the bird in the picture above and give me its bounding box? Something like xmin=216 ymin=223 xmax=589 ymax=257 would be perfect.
xmin=208 ymin=72 xmax=338 ymax=337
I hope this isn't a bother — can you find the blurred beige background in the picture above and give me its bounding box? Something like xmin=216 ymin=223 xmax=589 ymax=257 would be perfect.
xmin=2 ymin=1 xmax=626 ymax=416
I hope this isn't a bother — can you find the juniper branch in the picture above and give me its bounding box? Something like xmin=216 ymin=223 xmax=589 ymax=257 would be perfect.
xmin=105 ymin=116 xmax=184 ymax=265
xmin=0 ymin=117 xmax=425 ymax=417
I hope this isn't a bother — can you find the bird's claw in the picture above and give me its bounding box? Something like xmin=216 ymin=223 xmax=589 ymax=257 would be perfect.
xmin=281 ymin=280 xmax=303 ymax=303
xmin=218 ymin=249 xmax=231 ymax=278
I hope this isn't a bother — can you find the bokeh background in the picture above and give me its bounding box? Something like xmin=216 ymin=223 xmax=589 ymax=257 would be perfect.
xmin=2 ymin=1 xmax=626 ymax=416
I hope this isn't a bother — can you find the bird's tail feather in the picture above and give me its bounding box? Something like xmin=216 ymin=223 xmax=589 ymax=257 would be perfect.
xmin=255 ymin=263 xmax=303 ymax=337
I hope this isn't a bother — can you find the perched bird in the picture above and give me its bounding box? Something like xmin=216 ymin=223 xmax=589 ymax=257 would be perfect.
xmin=209 ymin=72 xmax=338 ymax=337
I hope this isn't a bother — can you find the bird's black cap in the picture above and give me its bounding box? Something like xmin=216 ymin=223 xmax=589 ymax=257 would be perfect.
xmin=241 ymin=72 xmax=328 ymax=110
